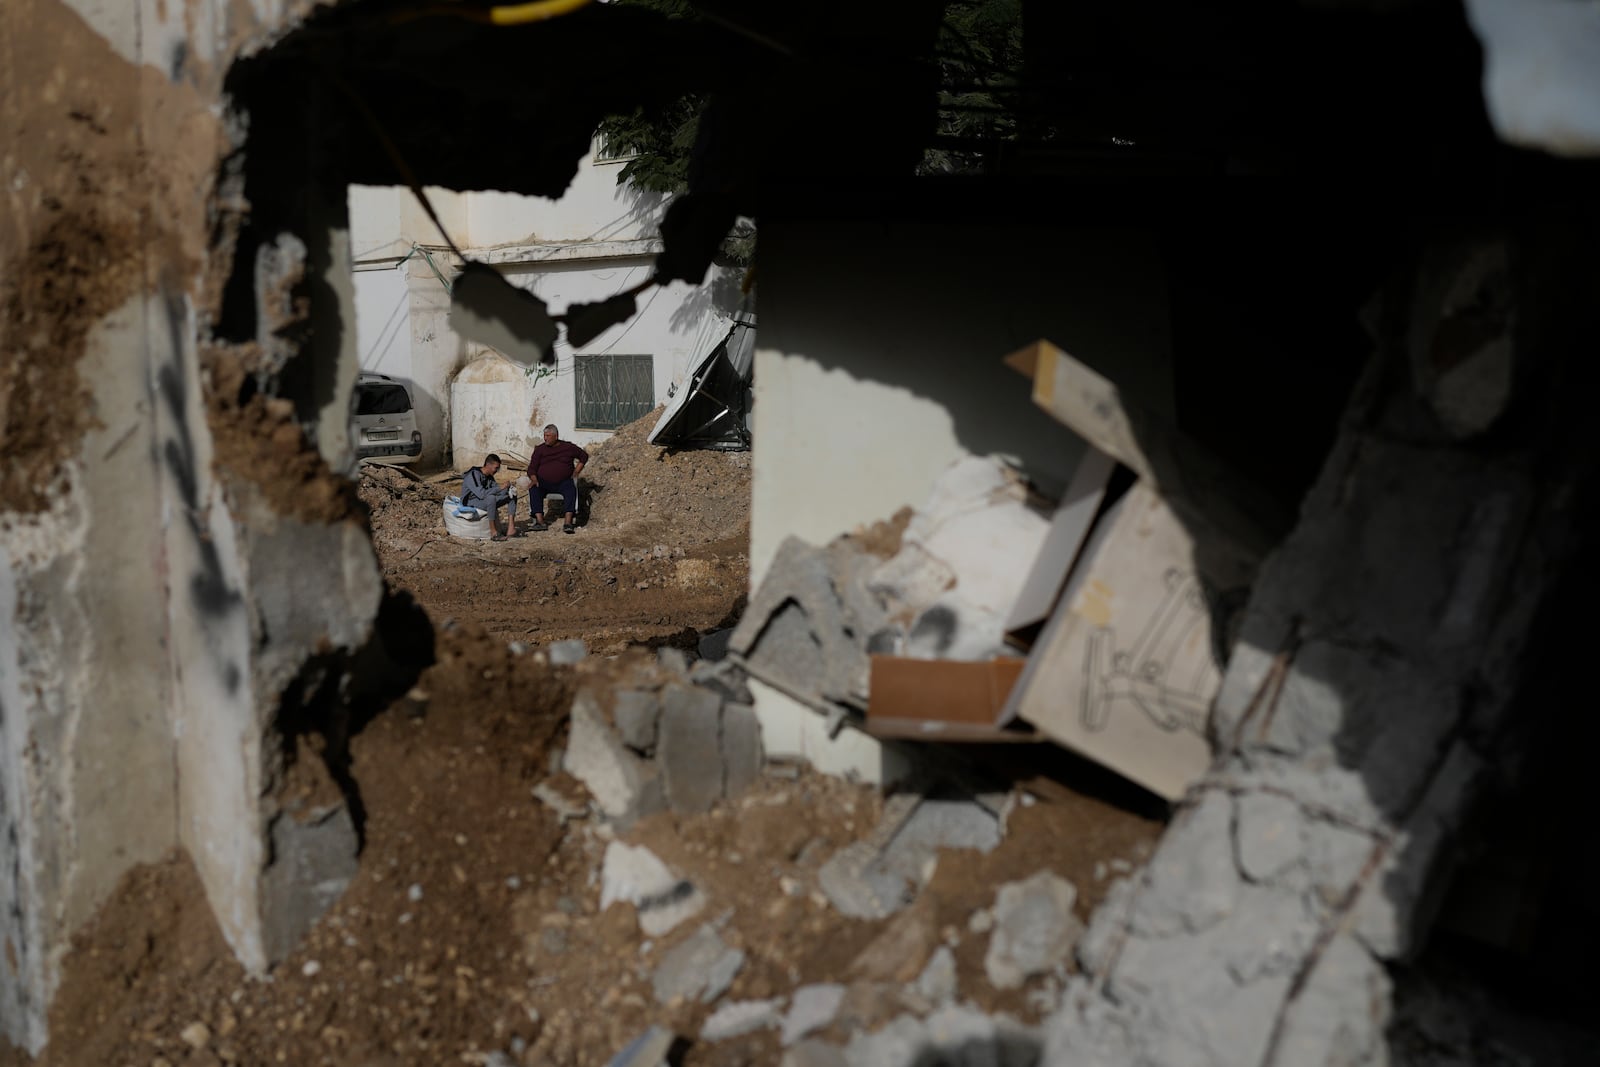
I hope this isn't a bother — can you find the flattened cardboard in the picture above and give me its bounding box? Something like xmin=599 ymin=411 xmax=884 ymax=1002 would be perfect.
xmin=868 ymin=656 xmax=1026 ymax=726
xmin=1003 ymin=483 xmax=1220 ymax=800
xmin=1003 ymin=448 xmax=1116 ymax=650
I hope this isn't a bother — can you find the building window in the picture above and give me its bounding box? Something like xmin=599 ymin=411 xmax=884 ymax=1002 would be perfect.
xmin=593 ymin=132 xmax=637 ymax=164
xmin=575 ymin=353 xmax=655 ymax=431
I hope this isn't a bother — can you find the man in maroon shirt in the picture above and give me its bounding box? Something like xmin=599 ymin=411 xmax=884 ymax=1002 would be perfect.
xmin=528 ymin=423 xmax=588 ymax=533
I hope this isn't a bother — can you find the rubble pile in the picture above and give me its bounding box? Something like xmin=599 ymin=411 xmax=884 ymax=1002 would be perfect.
xmin=578 ymin=406 xmax=752 ymax=541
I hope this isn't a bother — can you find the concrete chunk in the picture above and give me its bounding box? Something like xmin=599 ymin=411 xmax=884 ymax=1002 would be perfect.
xmin=612 ymin=689 xmax=661 ymax=754
xmin=599 ymin=841 xmax=704 ymax=938
xmin=657 ymin=683 xmax=725 ymax=814
xmin=702 ymin=998 xmax=784 ymax=1041
xmin=604 ymin=1025 xmax=676 ymax=1067
xmin=652 ymin=924 xmax=744 ymax=1005
xmin=721 ymin=702 xmax=764 ymax=798
xmin=781 ymin=984 xmax=846 ymax=1047
xmin=984 ymin=871 xmax=1083 ymax=990
xmin=565 ymin=692 xmax=651 ymax=820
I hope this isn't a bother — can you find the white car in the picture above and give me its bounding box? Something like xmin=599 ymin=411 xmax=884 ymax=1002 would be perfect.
xmin=351 ymin=372 xmax=422 ymax=464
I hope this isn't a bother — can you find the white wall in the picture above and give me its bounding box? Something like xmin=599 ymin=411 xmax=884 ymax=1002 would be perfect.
xmin=746 ymin=219 xmax=1171 ymax=782
xmin=350 ymin=167 xmax=746 ymax=468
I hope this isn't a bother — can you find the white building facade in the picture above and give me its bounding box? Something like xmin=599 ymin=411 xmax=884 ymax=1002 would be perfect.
xmin=349 ymin=140 xmax=747 ymax=469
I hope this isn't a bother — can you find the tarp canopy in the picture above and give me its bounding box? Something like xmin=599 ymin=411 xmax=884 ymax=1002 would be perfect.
xmin=648 ymin=313 xmax=756 ymax=451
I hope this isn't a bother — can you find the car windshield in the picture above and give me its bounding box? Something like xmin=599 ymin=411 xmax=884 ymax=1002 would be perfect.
xmin=355 ymin=383 xmax=411 ymax=416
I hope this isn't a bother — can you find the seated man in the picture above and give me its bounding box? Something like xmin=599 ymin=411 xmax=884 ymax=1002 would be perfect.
xmin=461 ymin=452 xmax=518 ymax=540
xmin=528 ymin=424 xmax=588 ymax=533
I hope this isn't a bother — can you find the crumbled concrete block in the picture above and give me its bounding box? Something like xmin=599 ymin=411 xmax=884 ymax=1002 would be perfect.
xmin=612 ymin=689 xmax=661 ymax=754
xmin=604 ymin=1025 xmax=676 ymax=1067
xmin=880 ymin=796 xmax=1001 ymax=885
xmin=652 ymin=925 xmax=744 ymax=1005
xmin=984 ymin=871 xmax=1083 ymax=990
xmin=1232 ymin=790 xmax=1306 ymax=885
xmin=702 ymin=998 xmax=784 ymax=1041
xmin=599 ymin=842 xmax=704 ymax=938
xmin=565 ymin=692 xmax=653 ymax=820
xmin=729 ymin=537 xmax=876 ymax=707
xmin=1129 ymin=791 xmax=1241 ymax=938
xmin=547 ymin=638 xmax=588 ymax=665
xmin=818 ymin=842 xmax=914 ymax=920
xmin=260 ymin=803 xmax=359 ymax=964
xmin=657 ymin=646 xmax=690 ymax=675
xmin=657 ymin=684 xmax=725 ymax=814
xmin=720 ymin=702 xmax=764 ymax=799
xmin=915 ymin=946 xmax=958 ymax=1006
xmin=782 ymin=984 xmax=846 ymax=1047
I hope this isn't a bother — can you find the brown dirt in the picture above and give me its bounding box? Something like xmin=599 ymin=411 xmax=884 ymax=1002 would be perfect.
xmin=359 ymin=409 xmax=753 ymax=650
xmin=12 ymin=624 xmax=1159 ymax=1067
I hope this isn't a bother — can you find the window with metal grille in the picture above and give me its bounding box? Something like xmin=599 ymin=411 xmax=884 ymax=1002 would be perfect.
xmin=575 ymin=353 xmax=655 ymax=431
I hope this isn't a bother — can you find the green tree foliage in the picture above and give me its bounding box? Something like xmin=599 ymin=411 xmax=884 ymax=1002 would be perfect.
xmin=924 ymin=0 xmax=1026 ymax=175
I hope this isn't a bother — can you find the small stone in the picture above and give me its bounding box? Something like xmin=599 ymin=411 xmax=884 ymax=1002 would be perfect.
xmin=301 ymin=960 xmax=321 ymax=977
xmin=547 ymin=639 xmax=588 ymax=665
xmin=914 ymin=946 xmax=958 ymax=1005
xmin=657 ymin=647 xmax=691 ymax=674
xmin=781 ymin=984 xmax=846 ymax=1046
xmin=180 ymin=1022 xmax=211 ymax=1049
xmin=701 ymin=998 xmax=785 ymax=1041
xmin=968 ymin=909 xmax=994 ymax=934
xmin=407 ymin=883 xmax=423 ymax=903
xmin=540 ymin=927 xmax=569 ymax=955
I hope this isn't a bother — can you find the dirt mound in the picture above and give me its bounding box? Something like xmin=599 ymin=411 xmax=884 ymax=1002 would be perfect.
xmin=580 ymin=406 xmax=752 ymax=543
xmin=19 ymin=625 xmax=1161 ymax=1067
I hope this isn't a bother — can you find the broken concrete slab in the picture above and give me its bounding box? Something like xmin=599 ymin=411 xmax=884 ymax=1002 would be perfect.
xmin=984 ymin=871 xmax=1083 ymax=990
xmin=652 ymin=925 xmax=745 ymax=1005
xmin=702 ymin=998 xmax=784 ymax=1042
xmin=781 ymin=984 xmax=846 ymax=1047
xmin=612 ymin=689 xmax=660 ymax=754
xmin=721 ymin=702 xmax=764 ymax=799
xmin=730 ymin=536 xmax=879 ymax=708
xmin=598 ymin=842 xmax=704 ymax=939
xmin=657 ymin=683 xmax=725 ymax=814
xmin=565 ymin=692 xmax=655 ymax=821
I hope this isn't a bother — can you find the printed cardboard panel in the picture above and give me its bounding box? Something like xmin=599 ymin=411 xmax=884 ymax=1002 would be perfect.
xmin=1003 ymin=482 xmax=1219 ymax=799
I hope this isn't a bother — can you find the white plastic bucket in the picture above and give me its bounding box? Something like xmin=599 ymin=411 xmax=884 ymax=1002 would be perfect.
xmin=442 ymin=495 xmax=492 ymax=539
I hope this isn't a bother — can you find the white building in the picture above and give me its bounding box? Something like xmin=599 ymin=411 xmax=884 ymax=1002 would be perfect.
xmin=349 ymin=138 xmax=747 ymax=468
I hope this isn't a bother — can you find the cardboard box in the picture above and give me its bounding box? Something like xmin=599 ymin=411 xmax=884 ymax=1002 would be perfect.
xmin=868 ymin=655 xmax=1027 ymax=727
xmin=1000 ymin=483 xmax=1220 ymax=800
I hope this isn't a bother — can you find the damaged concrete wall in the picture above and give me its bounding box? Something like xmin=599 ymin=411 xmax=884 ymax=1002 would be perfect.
xmin=747 ymin=220 xmax=1168 ymax=778
xmin=1 ymin=0 xmax=382 ymax=1051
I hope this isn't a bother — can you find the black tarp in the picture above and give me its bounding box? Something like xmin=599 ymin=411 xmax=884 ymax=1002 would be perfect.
xmin=648 ymin=314 xmax=755 ymax=451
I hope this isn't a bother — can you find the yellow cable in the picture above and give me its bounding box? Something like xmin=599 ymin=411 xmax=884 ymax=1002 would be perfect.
xmin=487 ymin=0 xmax=592 ymax=26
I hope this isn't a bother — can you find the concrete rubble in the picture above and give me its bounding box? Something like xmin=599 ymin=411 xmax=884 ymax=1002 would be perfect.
xmin=819 ymin=789 xmax=1003 ymax=920
xmin=652 ymin=924 xmax=745 ymax=1006
xmin=563 ymin=662 xmax=768 ymax=825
